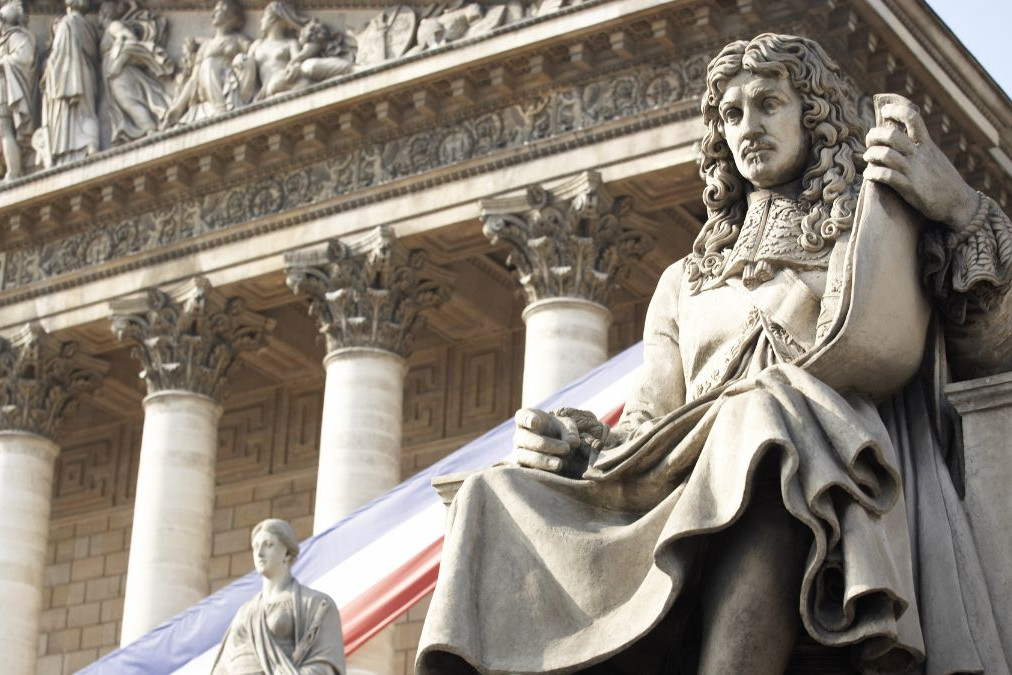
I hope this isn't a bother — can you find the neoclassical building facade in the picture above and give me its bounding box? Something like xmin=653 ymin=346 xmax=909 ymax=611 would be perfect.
xmin=0 ymin=1 xmax=1008 ymax=674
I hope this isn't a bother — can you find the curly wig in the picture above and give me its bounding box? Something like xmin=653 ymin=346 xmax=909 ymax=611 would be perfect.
xmin=689 ymin=33 xmax=867 ymax=291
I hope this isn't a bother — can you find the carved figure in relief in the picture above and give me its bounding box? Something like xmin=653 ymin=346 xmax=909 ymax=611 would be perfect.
xmin=0 ymin=0 xmax=36 ymax=180
xmin=212 ymin=519 xmax=346 ymax=675
xmin=352 ymin=5 xmax=417 ymax=67
xmin=98 ymin=0 xmax=174 ymax=144
xmin=36 ymin=0 xmax=101 ymax=168
xmin=229 ymin=1 xmax=353 ymax=106
xmin=161 ymin=0 xmax=249 ymax=128
xmin=418 ymin=34 xmax=1012 ymax=674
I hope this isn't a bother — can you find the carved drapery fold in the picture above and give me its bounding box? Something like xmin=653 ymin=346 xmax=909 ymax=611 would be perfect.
xmin=0 ymin=323 xmax=107 ymax=438
xmin=109 ymin=276 xmax=273 ymax=402
xmin=480 ymin=171 xmax=652 ymax=305
xmin=284 ymin=226 xmax=451 ymax=357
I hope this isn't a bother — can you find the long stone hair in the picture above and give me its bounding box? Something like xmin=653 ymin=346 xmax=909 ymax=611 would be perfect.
xmin=689 ymin=33 xmax=867 ymax=291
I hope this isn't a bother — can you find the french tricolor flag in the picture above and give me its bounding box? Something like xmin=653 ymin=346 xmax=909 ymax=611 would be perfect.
xmin=82 ymin=343 xmax=644 ymax=674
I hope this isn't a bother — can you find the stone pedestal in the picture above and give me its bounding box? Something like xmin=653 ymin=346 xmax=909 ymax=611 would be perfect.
xmin=120 ymin=391 xmax=223 ymax=645
xmin=0 ymin=432 xmax=59 ymax=675
xmin=315 ymin=347 xmax=406 ymax=534
xmin=946 ymin=372 xmax=1012 ymax=656
xmin=521 ymin=297 xmax=611 ymax=406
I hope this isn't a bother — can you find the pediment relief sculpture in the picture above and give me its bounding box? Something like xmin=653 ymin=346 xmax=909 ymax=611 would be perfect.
xmin=417 ymin=33 xmax=1012 ymax=674
xmin=0 ymin=0 xmax=569 ymax=174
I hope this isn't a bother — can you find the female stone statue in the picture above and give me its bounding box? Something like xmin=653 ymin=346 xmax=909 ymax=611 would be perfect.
xmin=37 ymin=0 xmax=101 ymax=167
xmin=229 ymin=1 xmax=353 ymax=106
xmin=161 ymin=0 xmax=248 ymax=128
xmin=212 ymin=519 xmax=346 ymax=674
xmin=418 ymin=33 xmax=1012 ymax=674
xmin=0 ymin=0 xmax=36 ymax=180
xmin=98 ymin=0 xmax=173 ymax=144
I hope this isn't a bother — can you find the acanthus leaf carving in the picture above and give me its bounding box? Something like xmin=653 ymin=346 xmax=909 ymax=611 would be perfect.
xmin=0 ymin=322 xmax=107 ymax=439
xmin=480 ymin=171 xmax=651 ymax=305
xmin=285 ymin=226 xmax=452 ymax=357
xmin=109 ymin=276 xmax=273 ymax=402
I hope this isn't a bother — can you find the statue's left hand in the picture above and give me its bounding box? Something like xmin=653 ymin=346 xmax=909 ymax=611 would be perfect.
xmin=864 ymin=99 xmax=978 ymax=231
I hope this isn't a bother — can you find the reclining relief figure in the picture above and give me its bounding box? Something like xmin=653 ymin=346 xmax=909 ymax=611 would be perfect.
xmin=418 ymin=34 xmax=1012 ymax=674
xmin=228 ymin=0 xmax=354 ymax=106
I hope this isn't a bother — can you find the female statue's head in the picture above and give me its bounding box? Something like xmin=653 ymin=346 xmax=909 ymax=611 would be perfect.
xmin=689 ymin=33 xmax=867 ymax=290
xmin=0 ymin=0 xmax=25 ymax=26
xmin=211 ymin=0 xmax=243 ymax=32
xmin=65 ymin=0 xmax=90 ymax=13
xmin=261 ymin=0 xmax=307 ymax=36
xmin=251 ymin=519 xmax=300 ymax=577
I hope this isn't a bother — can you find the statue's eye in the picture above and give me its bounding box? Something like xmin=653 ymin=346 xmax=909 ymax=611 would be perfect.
xmin=723 ymin=107 xmax=742 ymax=124
xmin=762 ymin=98 xmax=780 ymax=113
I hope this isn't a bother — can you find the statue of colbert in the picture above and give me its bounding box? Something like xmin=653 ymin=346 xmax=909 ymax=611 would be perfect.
xmin=417 ymin=33 xmax=1012 ymax=674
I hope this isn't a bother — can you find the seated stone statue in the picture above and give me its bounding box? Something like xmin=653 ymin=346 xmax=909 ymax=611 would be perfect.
xmin=418 ymin=34 xmax=1012 ymax=674
xmin=212 ymin=519 xmax=346 ymax=674
xmin=161 ymin=0 xmax=249 ymax=128
xmin=98 ymin=0 xmax=174 ymax=144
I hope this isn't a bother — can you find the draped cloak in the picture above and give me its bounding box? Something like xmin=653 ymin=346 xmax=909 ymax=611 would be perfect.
xmin=41 ymin=11 xmax=100 ymax=163
xmin=0 ymin=25 xmax=36 ymax=145
xmin=211 ymin=580 xmax=346 ymax=675
xmin=417 ymin=184 xmax=1012 ymax=675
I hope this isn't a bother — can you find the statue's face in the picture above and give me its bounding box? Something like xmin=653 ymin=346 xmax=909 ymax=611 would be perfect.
xmin=211 ymin=1 xmax=234 ymax=28
xmin=252 ymin=530 xmax=289 ymax=577
xmin=718 ymin=71 xmax=810 ymax=189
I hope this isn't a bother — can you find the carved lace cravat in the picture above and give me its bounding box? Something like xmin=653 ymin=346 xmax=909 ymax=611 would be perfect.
xmin=720 ymin=191 xmax=833 ymax=289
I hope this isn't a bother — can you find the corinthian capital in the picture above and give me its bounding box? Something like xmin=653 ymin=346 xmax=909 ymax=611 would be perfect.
xmin=480 ymin=172 xmax=652 ymax=305
xmin=110 ymin=277 xmax=273 ymax=402
xmin=284 ymin=226 xmax=451 ymax=357
xmin=0 ymin=324 xmax=107 ymax=439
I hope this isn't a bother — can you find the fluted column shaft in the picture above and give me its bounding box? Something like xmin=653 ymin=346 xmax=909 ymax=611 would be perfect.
xmin=316 ymin=348 xmax=406 ymax=532
xmin=120 ymin=391 xmax=223 ymax=645
xmin=112 ymin=278 xmax=271 ymax=646
xmin=0 ymin=432 xmax=59 ymax=675
xmin=522 ymin=298 xmax=611 ymax=406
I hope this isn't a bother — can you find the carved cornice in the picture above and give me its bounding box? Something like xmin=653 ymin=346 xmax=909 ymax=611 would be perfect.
xmin=0 ymin=323 xmax=107 ymax=439
xmin=1 ymin=51 xmax=705 ymax=299
xmin=109 ymin=277 xmax=274 ymax=402
xmin=285 ymin=226 xmax=452 ymax=357
xmin=480 ymin=171 xmax=651 ymax=305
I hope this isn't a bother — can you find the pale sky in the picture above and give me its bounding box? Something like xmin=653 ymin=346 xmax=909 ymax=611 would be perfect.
xmin=925 ymin=0 xmax=1012 ymax=98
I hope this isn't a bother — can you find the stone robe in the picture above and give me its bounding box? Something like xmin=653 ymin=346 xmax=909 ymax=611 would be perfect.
xmin=40 ymin=11 xmax=100 ymax=165
xmin=212 ymin=581 xmax=346 ymax=675
xmin=0 ymin=24 xmax=36 ymax=144
xmin=417 ymin=183 xmax=1012 ymax=674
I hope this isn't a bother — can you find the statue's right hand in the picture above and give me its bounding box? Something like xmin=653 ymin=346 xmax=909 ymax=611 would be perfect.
xmin=512 ymin=408 xmax=581 ymax=473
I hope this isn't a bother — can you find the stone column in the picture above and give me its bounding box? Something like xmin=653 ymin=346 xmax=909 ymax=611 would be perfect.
xmin=481 ymin=171 xmax=651 ymax=406
xmin=112 ymin=278 xmax=272 ymax=646
xmin=0 ymin=325 xmax=104 ymax=675
xmin=946 ymin=373 xmax=1012 ymax=655
xmin=285 ymin=226 xmax=449 ymax=675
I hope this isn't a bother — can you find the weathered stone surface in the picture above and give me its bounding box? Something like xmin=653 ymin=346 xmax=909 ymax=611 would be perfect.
xmin=481 ymin=171 xmax=652 ymax=305
xmin=285 ymin=226 xmax=450 ymax=357
xmin=0 ymin=323 xmax=106 ymax=438
xmin=110 ymin=276 xmax=272 ymax=401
